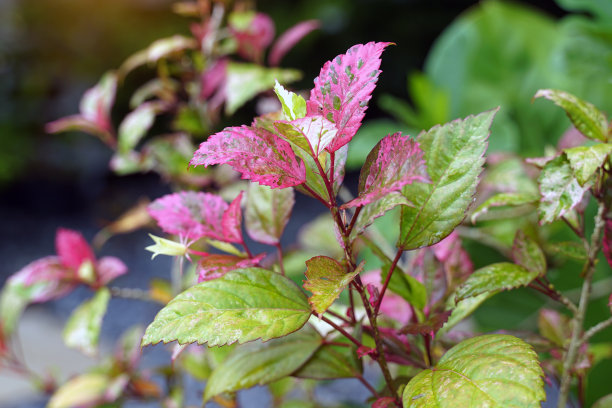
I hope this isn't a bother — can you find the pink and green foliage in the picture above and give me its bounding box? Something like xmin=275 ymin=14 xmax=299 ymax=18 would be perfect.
xmin=5 ymin=7 xmax=612 ymax=406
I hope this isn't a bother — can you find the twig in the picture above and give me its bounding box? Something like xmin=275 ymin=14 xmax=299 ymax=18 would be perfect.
xmin=375 ymin=249 xmax=403 ymax=316
xmin=320 ymin=315 xmax=363 ymax=348
xmin=581 ymin=316 xmax=612 ymax=345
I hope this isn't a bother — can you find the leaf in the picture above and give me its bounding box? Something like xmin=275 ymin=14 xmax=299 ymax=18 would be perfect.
xmin=564 ymin=143 xmax=612 ymax=186
xmin=225 ymin=62 xmax=301 ymax=115
xmin=203 ymin=328 xmax=321 ymax=401
xmin=228 ymin=11 xmax=275 ymax=63
xmin=0 ymin=257 xmax=73 ymax=335
xmin=78 ymin=71 xmax=117 ymax=129
xmin=142 ymin=268 xmax=310 ymax=347
xmin=221 ymin=191 xmax=244 ymax=244
xmin=399 ymin=109 xmax=498 ymax=250
xmin=56 ymin=228 xmax=96 ymax=271
xmin=402 ymin=334 xmax=545 ymax=407
xmin=303 ymin=257 xmax=362 ymax=315
xmin=454 ymin=262 xmax=538 ymax=302
xmin=145 ymin=234 xmax=188 ymax=259
xmin=538 ymin=154 xmax=589 ymax=224
xmin=197 ymin=254 xmax=264 ymax=282
xmin=306 ymin=42 xmax=392 ymax=152
xmin=439 ymin=292 xmax=493 ymax=336
xmin=470 ymin=192 xmax=538 ymax=224
xmin=63 ymin=288 xmax=110 ymax=356
xmin=274 ymin=81 xmax=307 ymax=120
xmin=538 ymin=309 xmax=570 ymax=347
xmin=269 ymin=20 xmax=320 ymax=66
xmin=275 ymin=116 xmax=337 ymax=158
xmin=343 ymin=133 xmax=428 ymax=208
xmin=245 ymin=183 xmax=294 ymax=245
xmin=118 ymin=103 xmax=157 ymax=154
xmin=348 ymin=192 xmax=412 ymax=243
xmin=547 ymin=241 xmax=588 ymax=261
xmin=190 ymin=126 xmax=306 ymax=189
xmin=96 ymin=257 xmax=127 ymax=286
xmin=120 ymin=35 xmax=197 ymax=75
xmin=512 ymin=230 xmax=546 ymax=276
xmin=604 ymin=219 xmax=612 ymax=269
xmin=48 ymin=373 xmax=112 ymax=408
xmin=593 ymin=394 xmax=612 ymax=408
xmin=148 ymin=191 xmax=228 ymax=241
xmin=381 ymin=262 xmax=427 ymax=311
xmin=534 ymin=89 xmax=608 ymax=142
xmin=292 ymin=342 xmax=359 ymax=379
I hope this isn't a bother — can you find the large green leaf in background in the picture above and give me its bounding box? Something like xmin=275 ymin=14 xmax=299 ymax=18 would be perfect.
xmin=63 ymin=288 xmax=110 ymax=356
xmin=454 ymin=262 xmax=538 ymax=302
xmin=399 ymin=109 xmax=497 ymax=250
xmin=204 ymin=328 xmax=321 ymax=401
xmin=142 ymin=268 xmax=310 ymax=347
xmin=402 ymin=334 xmax=545 ymax=407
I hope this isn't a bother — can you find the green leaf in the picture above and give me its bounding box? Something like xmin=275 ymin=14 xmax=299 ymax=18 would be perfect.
xmin=455 ymin=262 xmax=538 ymax=302
xmin=118 ymin=103 xmax=157 ymax=154
xmin=274 ymin=81 xmax=307 ymax=120
xmin=48 ymin=373 xmax=112 ymax=408
xmin=292 ymin=342 xmax=359 ymax=379
xmin=381 ymin=262 xmax=427 ymax=311
xmin=348 ymin=192 xmax=412 ymax=243
xmin=547 ymin=241 xmax=587 ymax=261
xmin=142 ymin=268 xmax=310 ymax=347
xmin=512 ymin=230 xmax=546 ymax=276
xmin=564 ymin=143 xmax=612 ymax=186
xmin=402 ymin=334 xmax=545 ymax=407
xmin=538 ymin=154 xmax=589 ymax=224
xmin=303 ymin=257 xmax=362 ymax=316
xmin=399 ymin=109 xmax=497 ymax=250
xmin=593 ymin=394 xmax=612 ymax=408
xmin=245 ymin=183 xmax=294 ymax=246
xmin=226 ymin=63 xmax=301 ymax=115
xmin=534 ymin=89 xmax=608 ymax=142
xmin=439 ymin=292 xmax=493 ymax=336
xmin=470 ymin=192 xmax=538 ymax=224
xmin=63 ymin=288 xmax=110 ymax=356
xmin=203 ymin=328 xmax=321 ymax=401
xmin=0 ymin=281 xmax=45 ymax=336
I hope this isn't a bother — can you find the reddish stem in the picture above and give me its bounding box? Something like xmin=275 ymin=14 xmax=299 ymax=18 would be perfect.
xmin=375 ymin=249 xmax=404 ymax=316
xmin=320 ymin=315 xmax=363 ymax=348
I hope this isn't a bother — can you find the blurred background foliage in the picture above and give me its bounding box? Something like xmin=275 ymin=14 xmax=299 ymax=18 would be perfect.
xmin=2 ymin=0 xmax=612 ymax=406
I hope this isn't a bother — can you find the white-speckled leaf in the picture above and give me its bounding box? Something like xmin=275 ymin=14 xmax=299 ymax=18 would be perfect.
xmin=399 ymin=109 xmax=498 ymax=250
xmin=204 ymin=328 xmax=321 ymax=401
xmin=402 ymin=334 xmax=545 ymax=408
xmin=142 ymin=268 xmax=310 ymax=347
xmin=455 ymin=262 xmax=538 ymax=302
xmin=63 ymin=288 xmax=110 ymax=356
xmin=564 ymin=143 xmax=612 ymax=186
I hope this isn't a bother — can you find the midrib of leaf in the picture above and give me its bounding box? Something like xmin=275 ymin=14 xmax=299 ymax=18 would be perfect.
xmin=402 ymin=123 xmax=476 ymax=245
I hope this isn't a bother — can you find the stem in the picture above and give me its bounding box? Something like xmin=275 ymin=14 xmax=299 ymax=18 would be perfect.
xmin=301 ymin=184 xmax=332 ymax=208
xmin=346 ymin=206 xmax=362 ymax=238
xmin=375 ymin=249 xmax=403 ymax=316
xmin=581 ymin=316 xmax=612 ymax=345
xmin=423 ymin=333 xmax=433 ymax=367
xmin=557 ymin=201 xmax=606 ymax=408
xmin=275 ymin=243 xmax=286 ymax=276
xmin=326 ymin=308 xmax=352 ymax=325
xmin=320 ymin=315 xmax=363 ymax=348
xmin=240 ymin=237 xmax=254 ymax=259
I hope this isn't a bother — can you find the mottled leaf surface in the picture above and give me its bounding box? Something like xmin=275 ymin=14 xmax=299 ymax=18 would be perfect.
xmin=564 ymin=143 xmax=612 ymax=186
xmin=348 ymin=192 xmax=412 ymax=243
xmin=439 ymin=292 xmax=493 ymax=336
xmin=399 ymin=109 xmax=497 ymax=249
xmin=455 ymin=262 xmax=538 ymax=302
xmin=118 ymin=103 xmax=157 ymax=154
xmin=63 ymin=288 xmax=110 ymax=356
xmin=344 ymin=133 xmax=428 ymax=208
xmin=148 ymin=191 xmax=228 ymax=241
xmin=275 ymin=116 xmax=337 ymax=158
xmin=402 ymin=334 xmax=545 ymax=408
xmin=470 ymin=192 xmax=538 ymax=224
xmin=274 ymin=81 xmax=307 ymax=121
xmin=197 ymin=254 xmax=264 ymax=282
xmin=535 ymin=89 xmax=608 ymax=142
xmin=548 ymin=241 xmax=587 ymax=261
xmin=245 ymin=184 xmax=294 ymax=245
xmin=190 ymin=126 xmax=305 ymax=188
xmin=221 ymin=191 xmax=244 ymax=243
xmin=204 ymin=328 xmax=320 ymax=401
xmin=538 ymin=155 xmax=589 ymax=224
xmin=306 ymin=42 xmax=392 ymax=152
xmin=512 ymin=230 xmax=546 ymax=276
xmin=303 ymin=256 xmax=362 ymax=315
xmin=226 ymin=62 xmax=301 ymax=115
xmin=142 ymin=268 xmax=310 ymax=347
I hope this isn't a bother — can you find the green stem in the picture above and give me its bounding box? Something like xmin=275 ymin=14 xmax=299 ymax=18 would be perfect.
xmin=581 ymin=316 xmax=612 ymax=345
xmin=557 ymin=200 xmax=606 ymax=408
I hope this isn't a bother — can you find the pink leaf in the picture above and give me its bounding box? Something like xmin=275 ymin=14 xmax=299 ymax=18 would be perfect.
xmin=190 ymin=125 xmax=306 ymax=189
xmin=96 ymin=257 xmax=128 ymax=286
xmin=9 ymin=256 xmax=75 ymax=303
xmin=269 ymin=20 xmax=320 ymax=66
xmin=148 ymin=192 xmax=228 ymax=241
xmin=78 ymin=71 xmax=117 ymax=132
xmin=221 ymin=191 xmax=244 ymax=243
xmin=55 ymin=228 xmax=96 ymax=271
xmin=604 ymin=219 xmax=612 ymax=269
xmin=197 ymin=254 xmax=265 ymax=282
xmin=200 ymin=58 xmax=227 ymax=105
xmin=306 ymin=42 xmax=392 ymax=152
xmin=356 ymin=346 xmax=377 ymax=358
xmin=229 ymin=12 xmax=275 ymax=63
xmin=342 ymin=133 xmax=428 ymax=208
